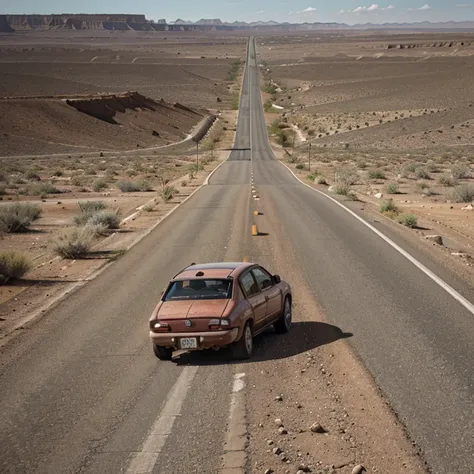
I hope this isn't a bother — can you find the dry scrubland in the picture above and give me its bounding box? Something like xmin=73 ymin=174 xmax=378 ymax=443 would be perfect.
xmin=260 ymin=32 xmax=474 ymax=265
xmin=0 ymin=32 xmax=245 ymax=309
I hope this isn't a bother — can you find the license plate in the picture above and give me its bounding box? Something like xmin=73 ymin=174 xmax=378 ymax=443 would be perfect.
xmin=179 ymin=337 xmax=198 ymax=349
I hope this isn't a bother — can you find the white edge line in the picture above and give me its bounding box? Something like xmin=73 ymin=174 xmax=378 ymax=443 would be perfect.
xmin=126 ymin=366 xmax=199 ymax=474
xmin=279 ymin=161 xmax=474 ymax=316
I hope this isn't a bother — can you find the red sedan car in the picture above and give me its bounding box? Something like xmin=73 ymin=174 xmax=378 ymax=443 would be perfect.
xmin=149 ymin=262 xmax=292 ymax=360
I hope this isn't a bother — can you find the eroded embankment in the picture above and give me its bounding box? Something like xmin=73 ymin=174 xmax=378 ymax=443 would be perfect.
xmin=0 ymin=92 xmax=213 ymax=156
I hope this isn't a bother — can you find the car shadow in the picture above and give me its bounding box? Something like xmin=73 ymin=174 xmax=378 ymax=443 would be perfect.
xmin=173 ymin=321 xmax=352 ymax=366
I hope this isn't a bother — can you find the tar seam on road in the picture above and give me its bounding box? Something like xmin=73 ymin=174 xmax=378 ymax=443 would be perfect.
xmin=221 ymin=372 xmax=248 ymax=474
xmin=125 ymin=366 xmax=199 ymax=474
xmin=280 ymin=161 xmax=474 ymax=316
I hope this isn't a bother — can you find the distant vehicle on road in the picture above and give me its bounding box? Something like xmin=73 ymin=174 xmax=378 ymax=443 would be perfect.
xmin=149 ymin=262 xmax=292 ymax=360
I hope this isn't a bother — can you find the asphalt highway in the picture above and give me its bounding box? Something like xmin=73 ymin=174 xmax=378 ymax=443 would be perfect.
xmin=0 ymin=37 xmax=473 ymax=474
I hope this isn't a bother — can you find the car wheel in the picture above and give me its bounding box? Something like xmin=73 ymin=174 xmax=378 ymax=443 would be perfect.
xmin=274 ymin=297 xmax=292 ymax=334
xmin=232 ymin=322 xmax=253 ymax=360
xmin=153 ymin=344 xmax=173 ymax=361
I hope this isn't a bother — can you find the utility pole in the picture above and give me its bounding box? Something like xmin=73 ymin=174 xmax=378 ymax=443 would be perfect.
xmin=196 ymin=141 xmax=199 ymax=171
xmin=308 ymin=142 xmax=311 ymax=171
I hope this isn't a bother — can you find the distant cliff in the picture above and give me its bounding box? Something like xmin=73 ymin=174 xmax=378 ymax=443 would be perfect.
xmin=2 ymin=14 xmax=474 ymax=33
xmin=0 ymin=14 xmax=150 ymax=32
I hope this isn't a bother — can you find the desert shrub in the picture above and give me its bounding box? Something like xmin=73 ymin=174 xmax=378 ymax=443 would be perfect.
xmin=53 ymin=170 xmax=63 ymax=177
xmin=116 ymin=180 xmax=139 ymax=192
xmin=160 ymin=185 xmax=178 ymax=202
xmin=87 ymin=210 xmax=121 ymax=229
xmin=426 ymin=160 xmax=438 ymax=173
xmin=70 ymin=176 xmax=85 ymax=187
xmin=79 ymin=201 xmax=107 ymax=213
xmin=25 ymin=171 xmax=41 ymax=181
xmin=51 ymin=226 xmax=94 ymax=258
xmin=92 ymin=179 xmax=108 ymax=192
xmin=397 ymin=213 xmax=418 ymax=228
xmin=0 ymin=184 xmax=6 ymax=196
xmin=0 ymin=172 xmax=7 ymax=182
xmin=104 ymin=168 xmax=117 ymax=179
xmin=415 ymin=167 xmax=431 ymax=180
xmin=142 ymin=203 xmax=155 ymax=212
xmin=451 ymin=164 xmax=470 ymax=180
xmin=136 ymin=179 xmax=152 ymax=192
xmin=450 ymin=183 xmax=474 ymax=203
xmin=181 ymin=180 xmax=188 ymax=187
xmin=0 ymin=202 xmax=42 ymax=233
xmin=28 ymin=182 xmax=60 ymax=196
xmin=332 ymin=183 xmax=351 ymax=196
xmin=403 ymin=162 xmax=419 ymax=174
xmin=336 ymin=168 xmax=358 ymax=186
xmin=315 ymin=175 xmax=327 ymax=185
xmin=368 ymin=169 xmax=386 ymax=180
xmin=189 ymin=163 xmax=204 ymax=173
xmin=0 ymin=251 xmax=31 ymax=284
xmin=295 ymin=163 xmax=305 ymax=170
xmin=384 ymin=182 xmax=400 ymax=194
xmin=437 ymin=174 xmax=457 ymax=186
xmin=380 ymin=199 xmax=399 ymax=214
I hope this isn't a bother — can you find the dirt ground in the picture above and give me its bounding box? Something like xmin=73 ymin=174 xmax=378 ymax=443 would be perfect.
xmin=258 ymin=32 xmax=474 ymax=275
xmin=0 ymin=31 xmax=247 ymax=339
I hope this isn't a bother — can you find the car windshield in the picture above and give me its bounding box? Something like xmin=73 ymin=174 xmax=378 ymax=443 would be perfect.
xmin=163 ymin=279 xmax=233 ymax=301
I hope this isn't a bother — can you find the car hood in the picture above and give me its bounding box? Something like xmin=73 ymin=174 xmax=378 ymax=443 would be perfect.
xmin=158 ymin=299 xmax=230 ymax=319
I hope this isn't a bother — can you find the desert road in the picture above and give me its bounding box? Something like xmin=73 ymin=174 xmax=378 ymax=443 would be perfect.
xmin=0 ymin=37 xmax=473 ymax=474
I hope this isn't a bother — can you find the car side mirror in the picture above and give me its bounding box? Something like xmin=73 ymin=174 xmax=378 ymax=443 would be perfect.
xmin=273 ymin=275 xmax=281 ymax=284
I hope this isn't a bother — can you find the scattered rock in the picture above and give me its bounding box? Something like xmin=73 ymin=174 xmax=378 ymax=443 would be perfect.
xmin=274 ymin=418 xmax=283 ymax=426
xmin=310 ymin=422 xmax=326 ymax=433
xmin=351 ymin=465 xmax=366 ymax=474
xmin=152 ymin=130 xmax=160 ymax=137
xmin=425 ymin=235 xmax=443 ymax=245
xmin=267 ymin=439 xmax=274 ymax=446
xmin=279 ymin=453 xmax=288 ymax=462
xmin=462 ymin=204 xmax=474 ymax=210
xmin=298 ymin=463 xmax=311 ymax=472
xmin=278 ymin=427 xmax=288 ymax=435
xmin=272 ymin=447 xmax=282 ymax=456
xmin=374 ymin=192 xmax=383 ymax=199
xmin=264 ymin=469 xmax=274 ymax=474
xmin=275 ymin=394 xmax=283 ymax=401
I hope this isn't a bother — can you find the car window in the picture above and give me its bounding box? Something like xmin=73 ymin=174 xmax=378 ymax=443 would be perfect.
xmin=240 ymin=272 xmax=259 ymax=298
xmin=252 ymin=267 xmax=273 ymax=291
xmin=164 ymin=279 xmax=232 ymax=301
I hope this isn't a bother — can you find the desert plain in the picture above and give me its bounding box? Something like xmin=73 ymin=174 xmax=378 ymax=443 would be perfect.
xmin=1 ymin=26 xmax=474 ymax=474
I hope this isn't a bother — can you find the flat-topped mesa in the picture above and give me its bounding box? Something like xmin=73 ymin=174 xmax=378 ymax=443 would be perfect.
xmin=0 ymin=14 xmax=149 ymax=32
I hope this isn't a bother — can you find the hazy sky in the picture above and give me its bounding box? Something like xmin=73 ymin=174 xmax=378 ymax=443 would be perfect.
xmin=2 ymin=1 xmax=474 ymax=24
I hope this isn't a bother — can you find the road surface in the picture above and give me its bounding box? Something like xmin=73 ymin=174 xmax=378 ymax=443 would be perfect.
xmin=0 ymin=37 xmax=473 ymax=474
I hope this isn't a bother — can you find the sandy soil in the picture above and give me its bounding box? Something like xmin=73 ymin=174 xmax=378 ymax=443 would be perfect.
xmin=258 ymin=32 xmax=474 ymax=270
xmin=0 ymin=31 xmax=246 ymax=334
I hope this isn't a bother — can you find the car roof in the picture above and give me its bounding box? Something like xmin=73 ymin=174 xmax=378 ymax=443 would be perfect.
xmin=173 ymin=262 xmax=255 ymax=280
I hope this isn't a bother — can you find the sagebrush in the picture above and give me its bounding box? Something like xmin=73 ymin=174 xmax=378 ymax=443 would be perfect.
xmin=0 ymin=202 xmax=42 ymax=233
xmin=51 ymin=227 xmax=95 ymax=258
xmin=0 ymin=251 xmax=31 ymax=284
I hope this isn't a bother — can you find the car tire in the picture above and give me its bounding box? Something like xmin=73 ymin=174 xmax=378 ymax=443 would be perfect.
xmin=231 ymin=322 xmax=253 ymax=360
xmin=274 ymin=297 xmax=292 ymax=334
xmin=153 ymin=344 xmax=173 ymax=361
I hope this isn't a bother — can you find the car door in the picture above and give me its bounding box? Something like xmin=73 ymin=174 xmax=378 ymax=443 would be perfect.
xmin=239 ymin=270 xmax=266 ymax=332
xmin=251 ymin=266 xmax=281 ymax=323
